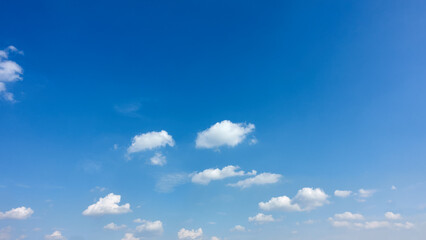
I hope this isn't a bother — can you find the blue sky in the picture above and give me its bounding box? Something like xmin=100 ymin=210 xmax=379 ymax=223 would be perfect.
xmin=1 ymin=0 xmax=426 ymax=239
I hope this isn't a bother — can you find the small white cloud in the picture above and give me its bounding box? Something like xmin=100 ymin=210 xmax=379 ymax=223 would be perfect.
xmin=150 ymin=152 xmax=167 ymax=166
xmin=385 ymin=212 xmax=402 ymax=220
xmin=259 ymin=187 xmax=329 ymax=212
xmin=0 ymin=45 xmax=23 ymax=102
xmin=391 ymin=185 xmax=397 ymax=190
xmin=177 ymin=228 xmax=203 ymax=240
xmin=334 ymin=212 xmax=364 ymax=220
xmin=228 ymin=173 xmax=281 ymax=189
xmin=191 ymin=165 xmax=256 ymax=185
xmin=364 ymin=221 xmax=391 ymax=229
xmin=358 ymin=189 xmax=376 ymax=198
xmin=334 ymin=190 xmax=352 ymax=198
xmin=211 ymin=237 xmax=220 ymax=240
xmin=394 ymin=222 xmax=414 ymax=229
xmin=135 ymin=219 xmax=163 ymax=233
xmin=82 ymin=193 xmax=131 ymax=216
xmin=127 ymin=130 xmax=174 ymax=154
xmin=248 ymin=213 xmax=275 ymax=223
xmin=196 ymin=120 xmax=255 ymax=149
xmin=0 ymin=207 xmax=33 ymax=220
xmin=230 ymin=225 xmax=245 ymax=232
xmin=45 ymin=231 xmax=66 ymax=240
xmin=121 ymin=233 xmax=140 ymax=240
xmin=104 ymin=223 xmax=126 ymax=230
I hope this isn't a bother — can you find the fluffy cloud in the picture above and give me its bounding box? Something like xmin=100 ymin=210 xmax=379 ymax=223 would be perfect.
xmin=104 ymin=222 xmax=127 ymax=230
xmin=231 ymin=225 xmax=245 ymax=232
xmin=334 ymin=190 xmax=352 ymax=198
xmin=45 ymin=231 xmax=66 ymax=240
xmin=334 ymin=212 xmax=364 ymax=220
xmin=195 ymin=120 xmax=255 ymax=149
xmin=82 ymin=193 xmax=131 ymax=216
xmin=0 ymin=46 xmax=23 ymax=102
xmin=191 ymin=165 xmax=256 ymax=185
xmin=121 ymin=233 xmax=139 ymax=240
xmin=135 ymin=219 xmax=163 ymax=233
xmin=385 ymin=212 xmax=402 ymax=220
xmin=0 ymin=207 xmax=33 ymax=220
xmin=127 ymin=130 xmax=174 ymax=154
xmin=248 ymin=213 xmax=275 ymax=223
xmin=358 ymin=189 xmax=376 ymax=198
xmin=177 ymin=228 xmax=203 ymax=240
xmin=228 ymin=173 xmax=281 ymax=189
xmin=259 ymin=187 xmax=329 ymax=212
xmin=150 ymin=152 xmax=167 ymax=166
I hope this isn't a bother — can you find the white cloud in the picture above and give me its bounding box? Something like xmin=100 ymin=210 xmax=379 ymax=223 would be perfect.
xmin=82 ymin=193 xmax=131 ymax=216
xmin=259 ymin=187 xmax=329 ymax=212
xmin=0 ymin=207 xmax=33 ymax=220
xmin=391 ymin=185 xmax=397 ymax=190
xmin=334 ymin=212 xmax=364 ymax=220
xmin=230 ymin=225 xmax=245 ymax=232
xmin=228 ymin=173 xmax=281 ymax=189
xmin=45 ymin=231 xmax=66 ymax=240
xmin=104 ymin=222 xmax=126 ymax=230
xmin=177 ymin=228 xmax=203 ymax=240
xmin=121 ymin=233 xmax=139 ymax=240
xmin=196 ymin=120 xmax=255 ymax=149
xmin=248 ymin=213 xmax=275 ymax=223
xmin=150 ymin=152 xmax=167 ymax=166
xmin=364 ymin=221 xmax=391 ymax=229
xmin=127 ymin=130 xmax=174 ymax=154
xmin=394 ymin=222 xmax=414 ymax=229
xmin=211 ymin=237 xmax=220 ymax=240
xmin=385 ymin=212 xmax=401 ymax=220
xmin=334 ymin=190 xmax=352 ymax=198
xmin=358 ymin=189 xmax=376 ymax=198
xmin=0 ymin=46 xmax=23 ymax=102
xmin=191 ymin=165 xmax=256 ymax=185
xmin=135 ymin=219 xmax=163 ymax=233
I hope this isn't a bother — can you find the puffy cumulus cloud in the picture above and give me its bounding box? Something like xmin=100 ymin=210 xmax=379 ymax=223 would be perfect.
xmin=127 ymin=130 xmax=174 ymax=154
xmin=0 ymin=46 xmax=23 ymax=102
xmin=104 ymin=222 xmax=126 ymax=230
xmin=196 ymin=120 xmax=255 ymax=149
xmin=228 ymin=173 xmax=281 ymax=189
xmin=82 ymin=193 xmax=131 ymax=216
xmin=149 ymin=152 xmax=167 ymax=166
xmin=0 ymin=207 xmax=33 ymax=220
xmin=334 ymin=212 xmax=364 ymax=220
xmin=177 ymin=228 xmax=203 ymax=240
xmin=121 ymin=233 xmax=139 ymax=240
xmin=248 ymin=213 xmax=275 ymax=223
xmin=230 ymin=225 xmax=245 ymax=232
xmin=259 ymin=187 xmax=329 ymax=212
xmin=385 ymin=212 xmax=402 ymax=220
xmin=191 ymin=165 xmax=256 ymax=185
xmin=45 ymin=231 xmax=66 ymax=240
xmin=135 ymin=219 xmax=163 ymax=233
xmin=358 ymin=189 xmax=376 ymax=198
xmin=334 ymin=190 xmax=352 ymax=198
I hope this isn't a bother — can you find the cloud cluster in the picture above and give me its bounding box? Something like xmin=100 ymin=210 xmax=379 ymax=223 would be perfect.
xmin=228 ymin=173 xmax=281 ymax=189
xmin=82 ymin=193 xmax=131 ymax=216
xmin=259 ymin=187 xmax=329 ymax=212
xmin=191 ymin=165 xmax=256 ymax=185
xmin=45 ymin=231 xmax=66 ymax=240
xmin=248 ymin=213 xmax=275 ymax=223
xmin=329 ymin=212 xmax=413 ymax=230
xmin=177 ymin=228 xmax=203 ymax=240
xmin=135 ymin=219 xmax=163 ymax=233
xmin=127 ymin=130 xmax=174 ymax=154
xmin=0 ymin=206 xmax=33 ymax=220
xmin=0 ymin=46 xmax=23 ymax=102
xmin=196 ymin=120 xmax=255 ymax=149
xmin=104 ymin=222 xmax=127 ymax=230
